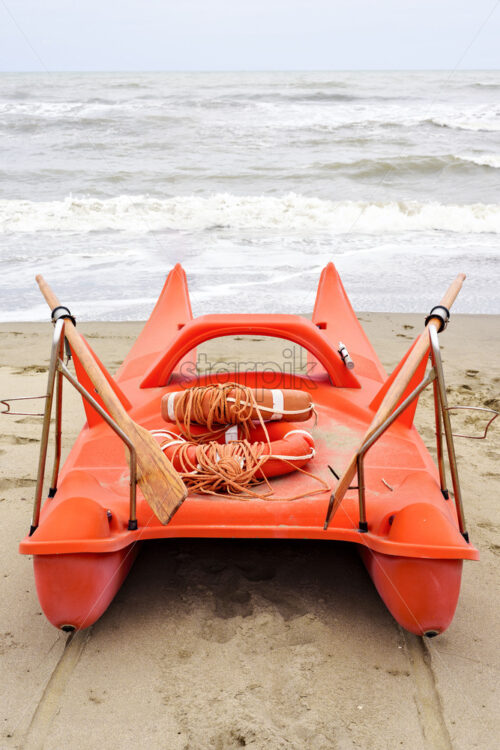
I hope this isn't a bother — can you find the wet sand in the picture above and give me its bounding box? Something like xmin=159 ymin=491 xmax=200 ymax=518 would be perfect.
xmin=0 ymin=314 xmax=498 ymax=750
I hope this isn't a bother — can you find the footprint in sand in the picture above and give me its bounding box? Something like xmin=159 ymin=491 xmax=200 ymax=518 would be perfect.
xmin=386 ymin=668 xmax=411 ymax=677
xmin=484 ymin=397 xmax=499 ymax=410
xmin=200 ymin=617 xmax=238 ymax=644
xmin=235 ymin=561 xmax=276 ymax=582
xmin=12 ymin=365 xmax=47 ymax=375
xmin=259 ymin=589 xmax=310 ymax=622
xmin=0 ymin=477 xmax=36 ymax=491
xmin=0 ymin=632 xmax=19 ymax=655
xmin=14 ymin=417 xmax=43 ymax=425
xmin=477 ymin=521 xmax=499 ymax=532
xmin=1 ymin=434 xmax=38 ymax=445
xmin=213 ymin=587 xmax=253 ymax=620
xmin=211 ymin=726 xmax=256 ymax=748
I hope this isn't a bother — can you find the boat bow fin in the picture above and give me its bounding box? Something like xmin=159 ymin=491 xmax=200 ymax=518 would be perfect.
xmin=310 ymin=262 xmax=386 ymax=383
xmin=116 ymin=264 xmax=195 ymax=383
xmin=72 ymin=337 xmax=131 ymax=428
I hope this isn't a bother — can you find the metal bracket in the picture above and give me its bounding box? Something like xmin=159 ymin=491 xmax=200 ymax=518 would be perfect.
xmin=445 ymin=406 xmax=498 ymax=440
xmin=0 ymin=395 xmax=47 ymax=417
xmin=325 ymin=325 xmax=473 ymax=542
xmin=29 ymin=319 xmax=138 ymax=535
xmin=425 ymin=305 xmax=450 ymax=332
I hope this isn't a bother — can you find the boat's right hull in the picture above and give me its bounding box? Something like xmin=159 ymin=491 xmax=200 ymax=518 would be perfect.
xmin=33 ymin=544 xmax=140 ymax=630
xmin=360 ymin=547 xmax=463 ymax=636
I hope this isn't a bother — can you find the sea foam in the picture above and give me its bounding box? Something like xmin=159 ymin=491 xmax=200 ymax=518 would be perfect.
xmin=1 ymin=194 xmax=499 ymax=234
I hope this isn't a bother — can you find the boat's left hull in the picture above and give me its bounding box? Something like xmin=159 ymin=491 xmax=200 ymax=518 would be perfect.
xmin=33 ymin=545 xmax=139 ymax=630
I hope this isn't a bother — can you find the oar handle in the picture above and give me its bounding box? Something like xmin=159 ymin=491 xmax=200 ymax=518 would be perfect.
xmin=35 ymin=274 xmax=62 ymax=311
xmin=439 ymin=272 xmax=466 ymax=310
xmin=36 ymin=275 xmax=129 ymax=428
xmin=328 ymin=273 xmax=466 ymax=524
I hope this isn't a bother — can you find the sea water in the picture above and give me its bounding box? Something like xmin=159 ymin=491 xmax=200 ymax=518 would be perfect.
xmin=0 ymin=71 xmax=498 ymax=320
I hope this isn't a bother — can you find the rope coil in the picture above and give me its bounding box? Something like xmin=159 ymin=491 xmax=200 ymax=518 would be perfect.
xmin=170 ymin=382 xmax=316 ymax=443
xmin=152 ymin=382 xmax=328 ymax=500
xmin=151 ymin=429 xmax=328 ymax=500
xmin=152 ymin=383 xmax=328 ymax=500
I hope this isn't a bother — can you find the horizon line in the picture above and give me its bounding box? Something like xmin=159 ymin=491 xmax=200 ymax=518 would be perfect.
xmin=1 ymin=67 xmax=499 ymax=74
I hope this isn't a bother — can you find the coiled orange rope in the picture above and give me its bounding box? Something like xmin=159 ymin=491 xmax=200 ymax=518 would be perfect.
xmin=171 ymin=382 xmax=269 ymax=442
xmin=154 ymin=383 xmax=329 ymax=500
xmin=151 ymin=430 xmax=330 ymax=501
xmin=169 ymin=438 xmax=269 ymax=497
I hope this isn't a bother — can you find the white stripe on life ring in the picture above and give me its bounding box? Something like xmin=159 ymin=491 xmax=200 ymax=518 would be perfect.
xmin=284 ymin=429 xmax=313 ymax=439
xmin=167 ymin=392 xmax=177 ymax=421
xmin=270 ymin=428 xmax=315 ymax=461
xmin=271 ymin=389 xmax=284 ymax=420
xmin=271 ymin=450 xmax=316 ymax=461
xmin=225 ymin=424 xmax=239 ymax=443
xmin=160 ymin=439 xmax=186 ymax=450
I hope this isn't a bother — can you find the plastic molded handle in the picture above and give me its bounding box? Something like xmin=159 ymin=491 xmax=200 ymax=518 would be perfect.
xmin=140 ymin=314 xmax=361 ymax=388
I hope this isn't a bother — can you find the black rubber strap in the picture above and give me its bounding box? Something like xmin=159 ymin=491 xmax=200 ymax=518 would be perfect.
xmin=51 ymin=305 xmax=76 ymax=327
xmin=425 ymin=305 xmax=450 ymax=333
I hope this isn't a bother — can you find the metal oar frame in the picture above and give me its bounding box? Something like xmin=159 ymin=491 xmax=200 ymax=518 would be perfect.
xmin=325 ymin=321 xmax=498 ymax=540
xmin=6 ymin=313 xmax=497 ymax=540
xmin=29 ymin=317 xmax=138 ymax=535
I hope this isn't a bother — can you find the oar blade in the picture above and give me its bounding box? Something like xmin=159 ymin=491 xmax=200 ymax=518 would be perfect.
xmin=132 ymin=424 xmax=187 ymax=524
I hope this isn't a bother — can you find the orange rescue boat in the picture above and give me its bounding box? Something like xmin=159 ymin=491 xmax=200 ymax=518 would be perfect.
xmin=19 ymin=263 xmax=480 ymax=636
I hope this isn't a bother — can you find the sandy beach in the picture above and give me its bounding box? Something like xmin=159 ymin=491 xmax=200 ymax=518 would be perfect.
xmin=0 ymin=313 xmax=498 ymax=750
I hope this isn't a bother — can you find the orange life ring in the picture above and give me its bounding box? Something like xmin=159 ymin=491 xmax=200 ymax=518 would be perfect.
xmin=161 ymin=385 xmax=313 ymax=425
xmin=152 ymin=420 xmax=315 ymax=480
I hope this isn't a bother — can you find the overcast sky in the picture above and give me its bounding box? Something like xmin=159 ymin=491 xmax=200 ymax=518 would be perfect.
xmin=1 ymin=0 xmax=499 ymax=71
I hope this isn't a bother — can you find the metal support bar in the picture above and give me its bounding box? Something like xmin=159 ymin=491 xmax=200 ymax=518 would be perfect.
xmin=446 ymin=405 xmax=498 ymax=440
xmin=57 ymin=361 xmax=138 ymax=530
xmin=31 ymin=319 xmax=65 ymax=533
xmin=343 ymin=325 xmax=470 ymax=542
xmin=30 ymin=320 xmax=138 ymax=534
xmin=429 ymin=326 xmax=468 ymax=540
xmin=432 ymin=373 xmax=449 ymax=499
xmin=354 ymin=371 xmax=436 ymax=532
xmin=48 ymin=332 xmax=64 ymax=497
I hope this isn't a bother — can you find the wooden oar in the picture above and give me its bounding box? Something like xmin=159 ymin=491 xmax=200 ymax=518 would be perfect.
xmin=326 ymin=273 xmax=466 ymax=527
xmin=36 ymin=275 xmax=187 ymax=525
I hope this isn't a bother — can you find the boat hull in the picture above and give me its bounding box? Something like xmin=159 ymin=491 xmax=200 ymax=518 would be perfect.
xmin=20 ymin=264 xmax=477 ymax=634
xmin=359 ymin=546 xmax=463 ymax=636
xmin=33 ymin=545 xmax=139 ymax=630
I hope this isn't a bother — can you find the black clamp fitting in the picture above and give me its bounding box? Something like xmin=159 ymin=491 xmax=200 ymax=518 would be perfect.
xmin=51 ymin=305 xmax=76 ymax=327
xmin=51 ymin=306 xmax=75 ymax=361
xmin=425 ymin=305 xmax=450 ymax=333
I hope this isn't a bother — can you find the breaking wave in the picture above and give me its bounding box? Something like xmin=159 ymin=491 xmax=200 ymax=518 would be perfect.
xmin=315 ymin=153 xmax=500 ymax=175
xmin=1 ymin=194 xmax=499 ymax=234
xmin=429 ymin=115 xmax=500 ymax=132
xmin=456 ymin=152 xmax=500 ymax=169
